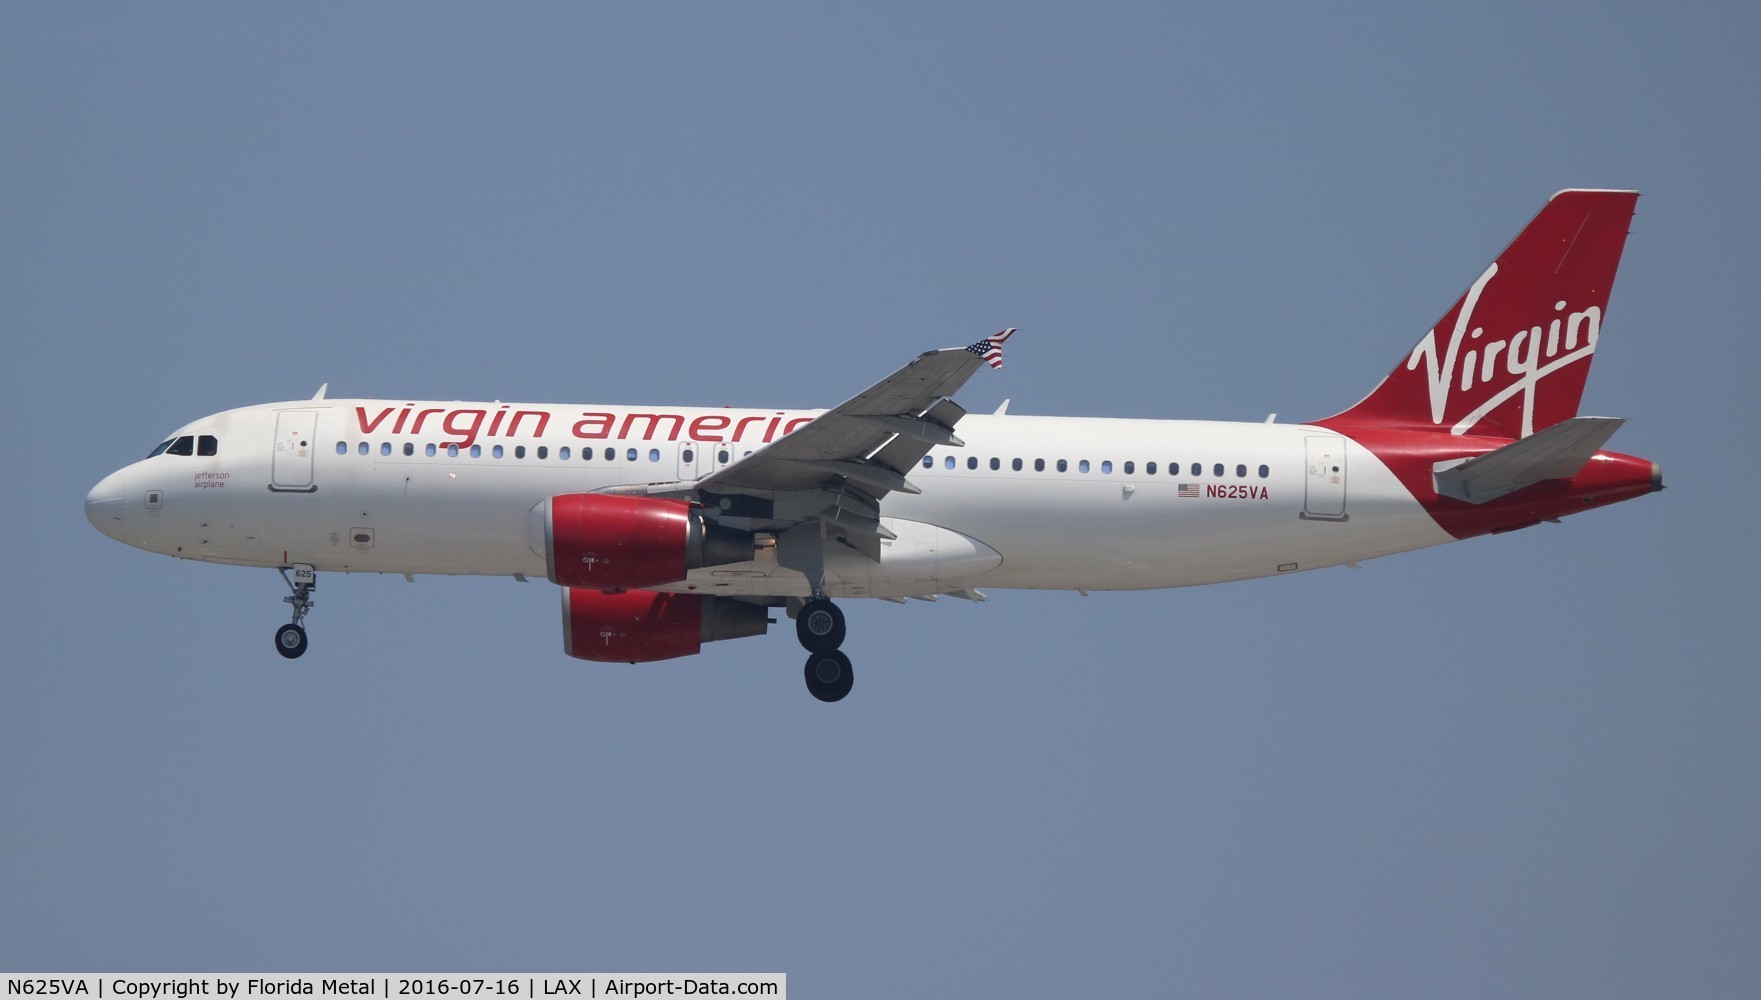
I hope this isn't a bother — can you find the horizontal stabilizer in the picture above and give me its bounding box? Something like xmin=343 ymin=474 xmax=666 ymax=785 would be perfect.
xmin=1434 ymin=416 xmax=1625 ymax=504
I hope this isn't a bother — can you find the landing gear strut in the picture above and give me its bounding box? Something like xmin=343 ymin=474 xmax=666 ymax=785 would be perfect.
xmin=796 ymin=595 xmax=852 ymax=702
xmin=275 ymin=564 xmax=316 ymax=660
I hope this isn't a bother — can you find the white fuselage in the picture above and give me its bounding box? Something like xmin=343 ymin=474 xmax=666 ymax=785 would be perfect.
xmin=85 ymin=399 xmax=1454 ymax=599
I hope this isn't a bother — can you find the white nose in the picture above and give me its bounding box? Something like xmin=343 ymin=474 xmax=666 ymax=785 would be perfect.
xmin=85 ymin=472 xmax=128 ymax=540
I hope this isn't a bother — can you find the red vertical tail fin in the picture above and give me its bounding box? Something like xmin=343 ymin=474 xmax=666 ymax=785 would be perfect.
xmin=1323 ymin=190 xmax=1639 ymax=439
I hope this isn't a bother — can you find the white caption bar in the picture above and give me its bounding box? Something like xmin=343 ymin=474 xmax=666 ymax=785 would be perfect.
xmin=3 ymin=977 xmax=784 ymax=1000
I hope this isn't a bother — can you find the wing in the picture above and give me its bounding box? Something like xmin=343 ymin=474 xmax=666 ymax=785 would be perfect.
xmin=690 ymin=330 xmax=1014 ymax=560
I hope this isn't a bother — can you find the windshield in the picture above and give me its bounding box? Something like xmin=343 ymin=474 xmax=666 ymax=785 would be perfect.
xmin=146 ymin=434 xmax=216 ymax=458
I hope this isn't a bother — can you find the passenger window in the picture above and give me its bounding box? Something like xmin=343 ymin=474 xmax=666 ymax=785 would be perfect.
xmin=1123 ymin=461 xmax=1133 ymax=474
xmin=493 ymin=445 xmax=504 ymax=458
xmin=335 ymin=442 xmax=346 ymax=455
xmin=425 ymin=444 xmax=437 ymax=457
xmin=1057 ymin=459 xmax=1068 ymax=473
xmin=945 ymin=456 xmax=956 ymax=470
xmin=1102 ymin=460 xmax=1113 ymax=474
xmin=923 ymin=456 xmax=933 ymax=468
xmin=358 ymin=442 xmax=369 ymax=456
xmin=648 ymin=449 xmax=660 ymax=462
xmin=990 ymin=458 xmax=1000 ymax=471
xmin=447 ymin=444 xmax=460 ymax=457
xmin=1190 ymin=463 xmax=1201 ymax=476
xmin=1078 ymin=460 xmax=1089 ymax=473
xmin=538 ymin=446 xmax=550 ymax=460
xmin=516 ymin=446 xmax=527 ymax=459
xmin=605 ymin=448 xmax=616 ymax=461
xmin=1259 ymin=464 xmax=1269 ymax=478
xmin=967 ymin=457 xmax=978 ymax=470
xmin=626 ymin=448 xmax=638 ymax=461
xmin=718 ymin=450 xmax=730 ymax=464
xmin=404 ymin=443 xmax=415 ymax=457
xmin=560 ymin=447 xmax=571 ymax=460
xmin=1146 ymin=462 xmax=1156 ymax=475
xmin=1012 ymin=458 xmax=1023 ymax=471
xmin=198 ymin=435 xmax=219 ymax=456
xmin=1034 ymin=459 xmax=1045 ymax=472
xmin=470 ymin=445 xmax=481 ymax=458
xmin=681 ymin=449 xmax=693 ymax=463
xmin=1237 ymin=464 xmax=1247 ymax=477
xmin=380 ymin=442 xmax=391 ymax=456
xmin=1213 ymin=463 xmax=1224 ymax=477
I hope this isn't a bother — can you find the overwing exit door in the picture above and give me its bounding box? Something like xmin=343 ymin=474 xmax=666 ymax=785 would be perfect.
xmin=677 ymin=441 xmax=711 ymax=480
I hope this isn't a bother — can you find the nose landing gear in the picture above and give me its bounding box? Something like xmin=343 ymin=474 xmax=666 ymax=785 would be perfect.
xmin=796 ymin=595 xmax=852 ymax=702
xmin=275 ymin=564 xmax=316 ymax=660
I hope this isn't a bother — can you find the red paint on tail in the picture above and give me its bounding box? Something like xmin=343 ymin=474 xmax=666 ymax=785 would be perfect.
xmin=1316 ymin=191 xmax=1658 ymax=539
xmin=1324 ymin=190 xmax=1638 ymax=439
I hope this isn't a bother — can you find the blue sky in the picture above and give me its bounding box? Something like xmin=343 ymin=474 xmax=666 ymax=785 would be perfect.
xmin=4 ymin=3 xmax=1757 ymax=996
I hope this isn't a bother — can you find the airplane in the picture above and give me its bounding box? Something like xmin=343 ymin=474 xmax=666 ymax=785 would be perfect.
xmin=85 ymin=189 xmax=1661 ymax=702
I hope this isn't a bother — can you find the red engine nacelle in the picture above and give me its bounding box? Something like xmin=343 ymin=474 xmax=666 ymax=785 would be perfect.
xmin=529 ymin=493 xmax=755 ymax=589
xmin=563 ymin=588 xmax=771 ymax=663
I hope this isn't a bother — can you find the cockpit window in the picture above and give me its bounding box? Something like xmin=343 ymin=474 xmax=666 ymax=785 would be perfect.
xmin=147 ymin=439 xmax=175 ymax=458
xmin=198 ymin=435 xmax=218 ymax=456
xmin=165 ymin=436 xmax=196 ymax=457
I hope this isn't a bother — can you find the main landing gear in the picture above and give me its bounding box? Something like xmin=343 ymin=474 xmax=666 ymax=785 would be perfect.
xmin=797 ymin=596 xmax=852 ymax=703
xmin=275 ymin=564 xmax=316 ymax=659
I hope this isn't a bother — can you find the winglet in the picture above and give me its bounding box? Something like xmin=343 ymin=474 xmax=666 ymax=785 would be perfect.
xmin=964 ymin=328 xmax=1017 ymax=370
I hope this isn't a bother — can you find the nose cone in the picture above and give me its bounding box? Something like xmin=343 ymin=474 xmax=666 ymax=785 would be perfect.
xmin=85 ymin=471 xmax=129 ymax=540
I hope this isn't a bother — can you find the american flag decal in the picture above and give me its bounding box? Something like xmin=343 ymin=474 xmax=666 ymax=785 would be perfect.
xmin=965 ymin=327 xmax=1016 ymax=369
xmin=1177 ymin=483 xmax=1201 ymax=498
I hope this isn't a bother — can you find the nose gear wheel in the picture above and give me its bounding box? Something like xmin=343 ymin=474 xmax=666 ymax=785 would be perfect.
xmin=275 ymin=623 xmax=308 ymax=658
xmin=275 ymin=565 xmax=317 ymax=659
